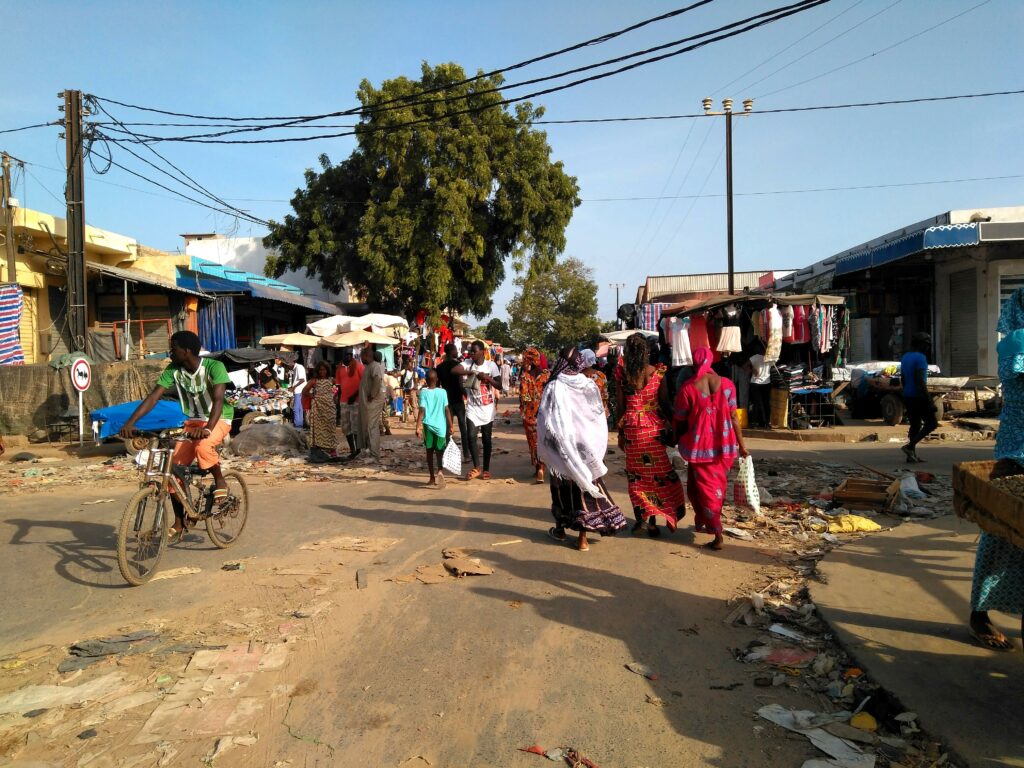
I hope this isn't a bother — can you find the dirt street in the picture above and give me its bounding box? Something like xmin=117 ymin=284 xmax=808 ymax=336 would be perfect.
xmin=0 ymin=409 xmax=994 ymax=767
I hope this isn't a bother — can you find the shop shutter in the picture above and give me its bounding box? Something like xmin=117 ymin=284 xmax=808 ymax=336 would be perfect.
xmin=18 ymin=287 xmax=36 ymax=363
xmin=949 ymin=268 xmax=977 ymax=376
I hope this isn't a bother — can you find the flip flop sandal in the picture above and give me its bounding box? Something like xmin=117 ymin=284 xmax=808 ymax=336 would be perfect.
xmin=547 ymin=527 xmax=567 ymax=542
xmin=970 ymin=627 xmax=1015 ymax=652
xmin=465 ymin=469 xmax=481 ymax=481
xmin=481 ymin=471 xmax=492 ymax=480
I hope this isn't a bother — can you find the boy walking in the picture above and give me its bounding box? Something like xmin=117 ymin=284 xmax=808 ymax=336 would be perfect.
xmin=416 ymin=369 xmax=453 ymax=488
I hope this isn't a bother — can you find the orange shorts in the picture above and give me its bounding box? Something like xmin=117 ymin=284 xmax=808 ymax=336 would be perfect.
xmin=173 ymin=420 xmax=231 ymax=470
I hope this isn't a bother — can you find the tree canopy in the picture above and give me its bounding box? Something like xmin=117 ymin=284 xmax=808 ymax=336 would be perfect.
xmin=264 ymin=62 xmax=580 ymax=319
xmin=507 ymin=256 xmax=600 ymax=352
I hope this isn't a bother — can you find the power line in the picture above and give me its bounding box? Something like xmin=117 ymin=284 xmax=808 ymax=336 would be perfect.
xmin=0 ymin=122 xmax=56 ymax=136
xmin=98 ymin=0 xmax=830 ymax=146
xmin=89 ymin=1 xmax=724 ymax=124
xmin=757 ymin=0 xmax=993 ymax=99
xmin=650 ymin=143 xmax=726 ymax=266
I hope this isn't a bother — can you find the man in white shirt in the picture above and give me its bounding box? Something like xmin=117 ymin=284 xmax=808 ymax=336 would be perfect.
xmin=278 ymin=354 xmax=308 ymax=428
xmin=464 ymin=340 xmax=502 ymax=480
xmin=747 ymin=348 xmax=771 ymax=428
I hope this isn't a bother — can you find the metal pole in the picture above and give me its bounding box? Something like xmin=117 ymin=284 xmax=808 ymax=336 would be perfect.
xmin=78 ymin=389 xmax=84 ymax=446
xmin=62 ymin=89 xmax=87 ymax=352
xmin=725 ymin=109 xmax=735 ymax=296
xmin=2 ymin=153 xmax=16 ymax=284
xmin=123 ymin=279 xmax=129 ymax=360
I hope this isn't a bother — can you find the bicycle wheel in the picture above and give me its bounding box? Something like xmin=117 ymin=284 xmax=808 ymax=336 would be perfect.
xmin=206 ymin=471 xmax=249 ymax=548
xmin=117 ymin=486 xmax=169 ymax=586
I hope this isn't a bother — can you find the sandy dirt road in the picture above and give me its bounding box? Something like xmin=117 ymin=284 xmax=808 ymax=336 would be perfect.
xmin=0 ymin=412 xmax=991 ymax=766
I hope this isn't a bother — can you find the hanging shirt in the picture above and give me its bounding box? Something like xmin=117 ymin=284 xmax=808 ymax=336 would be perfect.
xmin=791 ymin=305 xmax=810 ymax=344
xmin=781 ymin=305 xmax=795 ymax=342
xmin=688 ymin=315 xmax=711 ymax=350
xmin=749 ymin=353 xmax=771 ymax=385
xmin=661 ymin=315 xmax=693 ymax=366
xmin=764 ymin=307 xmax=784 ymax=363
xmin=157 ymin=358 xmax=234 ymax=420
xmin=465 ymin=359 xmax=500 ymax=426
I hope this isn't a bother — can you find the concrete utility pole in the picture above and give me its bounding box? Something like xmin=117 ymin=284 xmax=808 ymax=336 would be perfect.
xmin=701 ymin=97 xmax=753 ymax=296
xmin=60 ymin=89 xmax=88 ymax=352
xmin=609 ymin=282 xmax=627 ymax=330
xmin=1 ymin=153 xmax=16 ymax=284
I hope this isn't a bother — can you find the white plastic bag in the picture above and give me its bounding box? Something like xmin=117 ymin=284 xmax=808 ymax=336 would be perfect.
xmin=733 ymin=455 xmax=761 ymax=514
xmin=442 ymin=438 xmax=462 ymax=476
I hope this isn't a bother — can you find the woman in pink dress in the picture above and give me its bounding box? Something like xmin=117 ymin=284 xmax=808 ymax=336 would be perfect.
xmin=674 ymin=347 xmax=750 ymax=550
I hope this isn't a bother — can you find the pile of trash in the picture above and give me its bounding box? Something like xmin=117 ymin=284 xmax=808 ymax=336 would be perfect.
xmin=1 ymin=454 xmax=136 ymax=495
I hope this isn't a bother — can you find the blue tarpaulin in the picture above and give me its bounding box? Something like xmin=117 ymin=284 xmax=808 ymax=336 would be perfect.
xmin=199 ymin=296 xmax=237 ymax=352
xmin=91 ymin=399 xmax=186 ymax=440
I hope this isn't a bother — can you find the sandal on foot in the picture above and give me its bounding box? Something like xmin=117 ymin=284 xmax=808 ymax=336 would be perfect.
xmin=481 ymin=471 xmax=492 ymax=480
xmin=970 ymin=626 xmax=1015 ymax=652
xmin=577 ymin=541 xmax=590 ymax=552
xmin=547 ymin=527 xmax=567 ymax=542
xmin=465 ymin=468 xmax=481 ymax=481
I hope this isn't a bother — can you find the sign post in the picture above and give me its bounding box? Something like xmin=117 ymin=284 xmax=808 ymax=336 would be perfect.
xmin=69 ymin=357 xmax=92 ymax=446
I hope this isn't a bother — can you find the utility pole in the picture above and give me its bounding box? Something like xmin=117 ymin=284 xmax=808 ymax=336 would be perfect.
xmin=1 ymin=153 xmax=16 ymax=284
xmin=609 ymin=282 xmax=626 ymax=329
xmin=702 ymin=97 xmax=753 ymax=296
xmin=60 ymin=89 xmax=88 ymax=352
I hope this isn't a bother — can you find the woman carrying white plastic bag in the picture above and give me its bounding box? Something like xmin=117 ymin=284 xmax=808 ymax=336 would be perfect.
xmin=732 ymin=455 xmax=761 ymax=515
xmin=673 ymin=347 xmax=751 ymax=550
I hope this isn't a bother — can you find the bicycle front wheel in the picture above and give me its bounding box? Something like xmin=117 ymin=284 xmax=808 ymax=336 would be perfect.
xmin=206 ymin=471 xmax=249 ymax=548
xmin=117 ymin=486 xmax=169 ymax=586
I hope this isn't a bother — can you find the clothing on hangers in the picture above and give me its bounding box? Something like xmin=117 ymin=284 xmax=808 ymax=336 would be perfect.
xmin=716 ymin=305 xmax=742 ymax=354
xmin=781 ymin=305 xmax=794 ymax=342
xmin=661 ymin=315 xmax=693 ymax=366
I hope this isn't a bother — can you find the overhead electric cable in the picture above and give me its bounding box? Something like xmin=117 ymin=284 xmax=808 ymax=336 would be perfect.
xmin=0 ymin=122 xmax=57 ymax=136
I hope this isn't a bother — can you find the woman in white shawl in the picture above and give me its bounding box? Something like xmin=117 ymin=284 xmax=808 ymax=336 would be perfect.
xmin=537 ymin=347 xmax=628 ymax=551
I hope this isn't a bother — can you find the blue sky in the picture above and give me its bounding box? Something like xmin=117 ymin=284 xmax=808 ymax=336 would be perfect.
xmin=3 ymin=0 xmax=1022 ymax=322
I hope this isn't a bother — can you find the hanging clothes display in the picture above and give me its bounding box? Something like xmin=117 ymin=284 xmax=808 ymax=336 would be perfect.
xmin=764 ymin=305 xmax=783 ymax=363
xmin=791 ymin=305 xmax=810 ymax=344
xmin=661 ymin=315 xmax=693 ymax=366
xmin=688 ymin=314 xmax=710 ymax=350
xmin=716 ymin=305 xmax=742 ymax=354
xmin=781 ymin=305 xmax=794 ymax=342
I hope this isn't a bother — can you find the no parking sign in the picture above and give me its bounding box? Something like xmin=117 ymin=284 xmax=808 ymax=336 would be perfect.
xmin=69 ymin=357 xmax=92 ymax=444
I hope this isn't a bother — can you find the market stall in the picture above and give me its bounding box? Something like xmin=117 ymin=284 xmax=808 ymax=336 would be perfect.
xmin=661 ymin=292 xmax=849 ymax=430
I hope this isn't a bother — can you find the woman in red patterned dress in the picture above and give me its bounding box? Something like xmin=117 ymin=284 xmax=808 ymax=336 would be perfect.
xmin=519 ymin=347 xmax=550 ymax=483
xmin=616 ymin=334 xmax=687 ymax=536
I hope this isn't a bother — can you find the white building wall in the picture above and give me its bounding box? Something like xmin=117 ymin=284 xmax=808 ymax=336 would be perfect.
xmin=184 ymin=236 xmax=348 ymax=303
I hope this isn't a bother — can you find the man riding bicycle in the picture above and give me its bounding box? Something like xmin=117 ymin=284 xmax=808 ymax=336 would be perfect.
xmin=120 ymin=331 xmax=233 ymax=532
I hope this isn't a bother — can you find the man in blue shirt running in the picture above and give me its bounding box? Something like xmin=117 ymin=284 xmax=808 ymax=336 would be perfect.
xmin=900 ymin=332 xmax=937 ymax=463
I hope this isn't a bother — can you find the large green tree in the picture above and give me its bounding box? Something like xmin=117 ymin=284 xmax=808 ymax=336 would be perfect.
xmin=483 ymin=318 xmax=514 ymax=346
xmin=264 ymin=62 xmax=580 ymax=319
xmin=507 ymin=256 xmax=600 ymax=352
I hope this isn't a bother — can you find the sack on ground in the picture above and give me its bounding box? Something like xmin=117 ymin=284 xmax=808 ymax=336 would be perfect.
xmin=733 ymin=455 xmax=761 ymax=514
xmin=442 ymin=438 xmax=462 ymax=475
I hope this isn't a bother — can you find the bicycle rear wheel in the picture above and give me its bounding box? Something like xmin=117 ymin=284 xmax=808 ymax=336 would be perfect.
xmin=206 ymin=471 xmax=249 ymax=548
xmin=117 ymin=486 xmax=169 ymax=586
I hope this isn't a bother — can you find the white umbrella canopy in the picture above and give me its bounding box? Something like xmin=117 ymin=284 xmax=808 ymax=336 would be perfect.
xmin=258 ymin=332 xmax=322 ymax=347
xmin=337 ymin=313 xmax=409 ymax=334
xmin=600 ymin=329 xmax=658 ymax=344
xmin=320 ymin=329 xmax=400 ymax=347
xmin=306 ymin=314 xmax=360 ymax=337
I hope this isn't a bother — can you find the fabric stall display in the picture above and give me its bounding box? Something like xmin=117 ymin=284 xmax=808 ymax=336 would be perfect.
xmin=791 ymin=305 xmax=810 ymax=344
xmin=661 ymin=315 xmax=693 ymax=366
xmin=716 ymin=305 xmax=742 ymax=354
xmin=640 ymin=303 xmax=671 ymax=332
xmin=776 ymin=364 xmax=807 ymax=391
xmin=781 ymin=305 xmax=794 ymax=342
xmin=688 ymin=314 xmax=710 ymax=349
xmin=0 ymin=284 xmax=26 ymax=366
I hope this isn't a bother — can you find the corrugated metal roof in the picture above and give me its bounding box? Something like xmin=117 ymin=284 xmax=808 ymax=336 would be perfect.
xmin=643 ymin=271 xmax=779 ymax=301
xmin=86 ymin=262 xmax=210 ymax=298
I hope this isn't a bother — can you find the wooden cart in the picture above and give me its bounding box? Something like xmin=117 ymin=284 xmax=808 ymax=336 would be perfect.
xmin=953 ymin=460 xmax=1024 ymax=548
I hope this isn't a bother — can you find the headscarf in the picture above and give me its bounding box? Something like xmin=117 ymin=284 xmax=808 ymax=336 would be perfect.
xmin=549 ymin=347 xmax=584 ymax=380
xmin=580 ymin=349 xmax=597 ymax=369
xmin=998 ymin=288 xmax=1024 ymax=335
xmin=997 ymin=288 xmax=1024 ymax=366
xmin=687 ymin=347 xmax=714 ymax=385
xmin=523 ymin=347 xmax=541 ymax=368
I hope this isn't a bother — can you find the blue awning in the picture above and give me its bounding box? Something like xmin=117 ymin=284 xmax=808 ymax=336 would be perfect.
xmin=175 ymin=267 xmax=338 ymax=314
xmin=835 ymin=223 xmax=979 ymax=276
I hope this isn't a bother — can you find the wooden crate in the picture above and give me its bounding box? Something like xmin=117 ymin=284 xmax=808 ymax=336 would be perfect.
xmin=834 ymin=477 xmax=900 ymax=512
xmin=953 ymin=461 xmax=1024 ymax=548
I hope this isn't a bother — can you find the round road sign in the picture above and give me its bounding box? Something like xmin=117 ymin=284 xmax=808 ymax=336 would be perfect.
xmin=70 ymin=357 xmax=92 ymax=393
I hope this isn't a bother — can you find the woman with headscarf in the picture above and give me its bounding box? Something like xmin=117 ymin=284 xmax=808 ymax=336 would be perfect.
xmin=674 ymin=347 xmax=750 ymax=550
xmin=616 ymin=333 xmax=687 ymax=536
xmin=537 ymin=347 xmax=627 ymax=551
xmin=580 ymin=349 xmax=609 ymax=417
xmin=967 ymin=288 xmax=1024 ymax=651
xmin=307 ymin=360 xmax=339 ymax=461
xmin=519 ymin=347 xmax=551 ymax=483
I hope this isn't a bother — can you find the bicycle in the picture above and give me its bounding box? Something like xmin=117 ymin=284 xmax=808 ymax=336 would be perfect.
xmin=116 ymin=430 xmax=249 ymax=586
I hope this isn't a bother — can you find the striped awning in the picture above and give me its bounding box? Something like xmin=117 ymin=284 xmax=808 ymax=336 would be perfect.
xmin=835 ymin=223 xmax=979 ymax=276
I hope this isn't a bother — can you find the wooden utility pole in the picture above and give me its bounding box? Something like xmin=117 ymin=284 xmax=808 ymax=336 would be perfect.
xmin=60 ymin=89 xmax=88 ymax=352
xmin=1 ymin=152 xmax=16 ymax=284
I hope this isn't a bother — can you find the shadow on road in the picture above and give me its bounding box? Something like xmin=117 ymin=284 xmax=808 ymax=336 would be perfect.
xmin=5 ymin=517 xmax=126 ymax=589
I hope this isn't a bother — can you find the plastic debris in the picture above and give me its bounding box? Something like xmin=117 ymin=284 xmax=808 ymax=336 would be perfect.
xmin=0 ymin=672 xmax=129 ymax=716
xmin=769 ymin=624 xmax=809 ymax=642
xmin=828 ymin=515 xmax=882 ymax=534
xmin=757 ymin=704 xmax=874 ymax=768
xmin=763 ymin=647 xmax=817 ymax=668
xmin=625 ymin=661 xmax=659 ymax=680
xmin=645 ymin=693 xmax=667 ymax=706
xmin=151 ymin=566 xmax=202 ymax=581
xmin=82 ymin=498 xmax=116 ymax=505
xmin=205 ymin=733 xmax=259 ymax=762
xmin=723 ymin=527 xmax=754 ymax=541
xmin=850 ymin=712 xmax=878 ymax=732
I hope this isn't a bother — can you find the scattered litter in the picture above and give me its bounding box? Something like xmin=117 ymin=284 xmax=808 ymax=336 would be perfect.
xmin=442 ymin=556 xmax=494 ymax=577
xmin=300 ymin=535 xmax=398 ymax=552
xmin=415 ymin=564 xmax=449 ymax=584
xmin=625 ymin=661 xmax=658 ymax=680
xmin=708 ymin=683 xmax=742 ymax=691
xmin=490 ymin=539 xmax=523 ymax=547
xmin=82 ymin=498 xmax=116 ymax=505
xmin=763 ymin=647 xmax=817 ymax=668
xmin=0 ymin=672 xmax=128 ymax=716
xmin=58 ymin=630 xmax=161 ymax=672
xmin=828 ymin=515 xmax=882 ymax=534
xmin=769 ymin=624 xmax=809 ymax=643
xmin=205 ymin=733 xmax=259 ymax=762
xmin=399 ymin=756 xmax=433 ymax=766
xmin=757 ymin=704 xmax=874 ymax=768
xmin=893 ymin=712 xmax=918 ymax=723
xmin=222 ymin=562 xmax=245 ymax=572
xmin=823 ymin=722 xmax=879 ymax=746
xmin=151 ymin=566 xmax=202 ymax=581
xmin=850 ymin=712 xmax=878 ymax=732
xmin=646 ymin=693 xmax=667 ymax=706
xmin=723 ymin=527 xmax=754 ymax=541
xmin=77 ymin=728 xmax=98 ymax=739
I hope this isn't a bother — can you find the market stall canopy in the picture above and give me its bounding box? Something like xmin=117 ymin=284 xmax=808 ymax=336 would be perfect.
xmin=662 ymin=292 xmax=845 ymax=318
xmin=206 ymin=348 xmax=278 ymax=367
xmin=600 ymin=329 xmax=659 ymax=344
xmin=337 ymin=313 xmax=409 ymax=335
xmin=258 ymin=332 xmax=322 ymax=347
xmin=306 ymin=314 xmax=360 ymax=337
xmin=320 ymin=329 xmax=400 ymax=347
